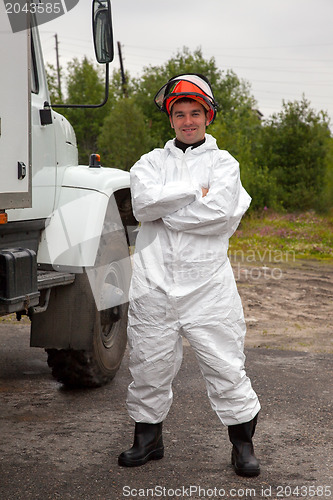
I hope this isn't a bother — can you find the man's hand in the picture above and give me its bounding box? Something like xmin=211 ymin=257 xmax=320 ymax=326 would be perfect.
xmin=201 ymin=187 xmax=209 ymax=197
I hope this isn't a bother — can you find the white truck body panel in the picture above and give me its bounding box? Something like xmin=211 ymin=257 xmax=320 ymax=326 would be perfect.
xmin=7 ymin=28 xmax=69 ymax=222
xmin=38 ymin=187 xmax=110 ymax=269
xmin=61 ymin=164 xmax=130 ymax=196
xmin=0 ymin=4 xmax=31 ymax=208
xmin=37 ymin=166 xmax=130 ymax=268
xmin=0 ymin=0 xmax=134 ymax=379
xmin=1 ymin=2 xmax=131 ymax=269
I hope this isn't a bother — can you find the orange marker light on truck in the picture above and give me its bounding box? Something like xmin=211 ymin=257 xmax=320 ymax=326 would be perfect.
xmin=0 ymin=212 xmax=8 ymax=224
xmin=89 ymin=153 xmax=101 ymax=168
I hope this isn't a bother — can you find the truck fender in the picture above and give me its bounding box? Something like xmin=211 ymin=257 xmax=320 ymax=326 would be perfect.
xmin=37 ymin=165 xmax=133 ymax=271
xmin=31 ymin=166 xmax=136 ymax=352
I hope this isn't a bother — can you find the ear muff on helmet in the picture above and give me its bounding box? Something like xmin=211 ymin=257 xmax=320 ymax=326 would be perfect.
xmin=154 ymin=73 xmax=218 ymax=125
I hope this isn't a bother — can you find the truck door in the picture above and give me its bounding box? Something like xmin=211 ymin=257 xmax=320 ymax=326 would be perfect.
xmin=0 ymin=3 xmax=31 ymax=210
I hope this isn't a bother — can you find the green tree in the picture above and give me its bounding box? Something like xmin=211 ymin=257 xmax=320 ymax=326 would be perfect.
xmin=108 ymin=68 xmax=135 ymax=101
xmin=46 ymin=57 xmax=111 ymax=164
xmin=45 ymin=63 xmax=63 ymax=104
xmin=317 ymin=136 xmax=333 ymax=213
xmin=46 ymin=49 xmax=333 ymax=214
xmin=130 ymin=47 xmax=272 ymax=209
xmin=260 ymin=97 xmax=331 ymax=211
xmin=131 ymin=47 xmax=258 ymax=149
xmin=98 ymin=97 xmax=152 ymax=171
xmin=63 ymin=57 xmax=111 ymax=164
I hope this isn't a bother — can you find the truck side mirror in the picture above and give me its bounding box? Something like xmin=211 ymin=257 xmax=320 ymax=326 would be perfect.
xmin=93 ymin=0 xmax=114 ymax=64
xmin=52 ymin=1 xmax=113 ymax=109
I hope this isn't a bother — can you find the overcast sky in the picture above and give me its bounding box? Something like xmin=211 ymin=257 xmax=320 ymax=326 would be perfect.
xmin=40 ymin=0 xmax=333 ymax=124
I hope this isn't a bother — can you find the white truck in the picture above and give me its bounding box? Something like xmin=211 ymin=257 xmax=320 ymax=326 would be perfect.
xmin=0 ymin=0 xmax=136 ymax=388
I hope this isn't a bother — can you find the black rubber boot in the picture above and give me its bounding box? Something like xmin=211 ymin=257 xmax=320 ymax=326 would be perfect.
xmin=228 ymin=414 xmax=260 ymax=477
xmin=118 ymin=422 xmax=164 ymax=467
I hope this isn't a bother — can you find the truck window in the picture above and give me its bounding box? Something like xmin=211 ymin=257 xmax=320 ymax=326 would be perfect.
xmin=31 ymin=35 xmax=39 ymax=94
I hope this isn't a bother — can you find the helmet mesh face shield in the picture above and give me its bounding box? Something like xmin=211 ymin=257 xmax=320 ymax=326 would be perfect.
xmin=154 ymin=74 xmax=217 ymax=125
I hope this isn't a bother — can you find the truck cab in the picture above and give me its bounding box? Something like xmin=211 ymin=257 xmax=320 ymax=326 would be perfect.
xmin=0 ymin=1 xmax=136 ymax=388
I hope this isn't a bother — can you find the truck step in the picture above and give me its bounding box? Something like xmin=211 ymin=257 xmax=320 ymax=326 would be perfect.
xmin=37 ymin=270 xmax=75 ymax=290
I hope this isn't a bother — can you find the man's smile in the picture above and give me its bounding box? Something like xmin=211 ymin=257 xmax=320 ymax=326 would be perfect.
xmin=169 ymin=100 xmax=209 ymax=144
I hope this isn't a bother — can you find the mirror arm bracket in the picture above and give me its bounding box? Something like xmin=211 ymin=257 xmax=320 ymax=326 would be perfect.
xmin=52 ymin=64 xmax=109 ymax=109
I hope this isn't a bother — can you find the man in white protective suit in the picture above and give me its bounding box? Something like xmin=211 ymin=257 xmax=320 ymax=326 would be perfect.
xmin=118 ymin=74 xmax=261 ymax=476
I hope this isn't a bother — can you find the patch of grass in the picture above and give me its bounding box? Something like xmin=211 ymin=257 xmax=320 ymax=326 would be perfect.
xmin=0 ymin=313 xmax=29 ymax=323
xmin=229 ymin=210 xmax=333 ymax=261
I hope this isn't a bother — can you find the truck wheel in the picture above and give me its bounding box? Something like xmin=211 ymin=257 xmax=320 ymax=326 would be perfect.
xmin=46 ymin=231 xmax=131 ymax=388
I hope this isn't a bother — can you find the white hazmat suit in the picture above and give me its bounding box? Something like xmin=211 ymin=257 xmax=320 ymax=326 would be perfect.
xmin=126 ymin=133 xmax=260 ymax=426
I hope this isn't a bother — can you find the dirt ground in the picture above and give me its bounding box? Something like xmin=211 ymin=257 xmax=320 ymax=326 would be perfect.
xmin=232 ymin=259 xmax=333 ymax=354
xmin=1 ymin=258 xmax=332 ymax=354
xmin=0 ymin=259 xmax=332 ymax=499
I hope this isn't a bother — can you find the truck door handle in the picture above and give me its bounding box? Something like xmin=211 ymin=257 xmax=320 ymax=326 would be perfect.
xmin=18 ymin=162 xmax=26 ymax=180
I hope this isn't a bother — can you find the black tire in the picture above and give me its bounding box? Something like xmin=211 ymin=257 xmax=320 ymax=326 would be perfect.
xmin=46 ymin=229 xmax=131 ymax=388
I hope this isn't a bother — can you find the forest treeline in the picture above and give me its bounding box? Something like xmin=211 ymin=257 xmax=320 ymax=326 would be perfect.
xmin=47 ymin=48 xmax=333 ymax=212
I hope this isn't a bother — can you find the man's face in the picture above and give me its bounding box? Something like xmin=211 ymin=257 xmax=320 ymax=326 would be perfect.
xmin=169 ymin=100 xmax=209 ymax=144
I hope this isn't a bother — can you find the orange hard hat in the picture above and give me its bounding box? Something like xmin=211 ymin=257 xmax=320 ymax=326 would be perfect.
xmin=154 ymin=73 xmax=217 ymax=124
